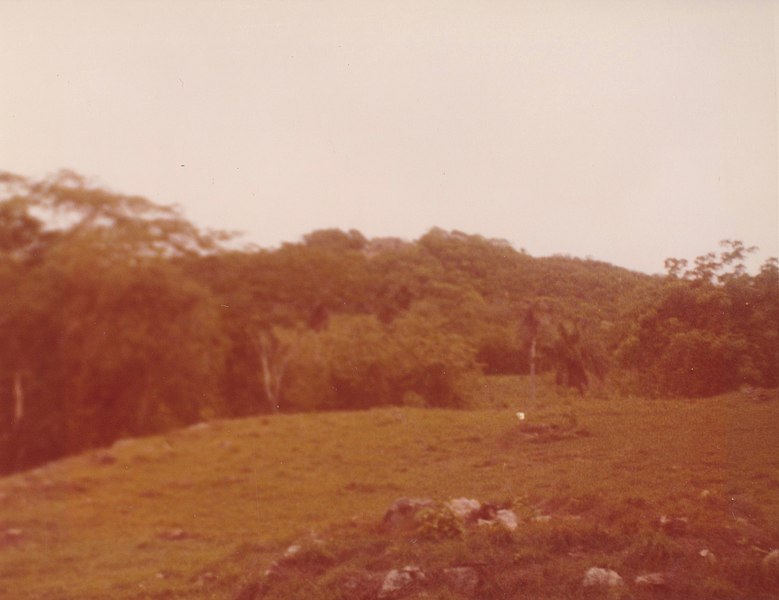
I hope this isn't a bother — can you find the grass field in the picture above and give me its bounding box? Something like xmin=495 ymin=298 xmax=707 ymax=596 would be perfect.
xmin=1 ymin=377 xmax=778 ymax=599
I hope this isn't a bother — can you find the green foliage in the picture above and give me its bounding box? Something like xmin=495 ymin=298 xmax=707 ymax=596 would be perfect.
xmin=283 ymin=310 xmax=478 ymax=411
xmin=1 ymin=170 xmax=775 ymax=472
xmin=414 ymin=506 xmax=465 ymax=541
xmin=618 ymin=243 xmax=778 ymax=396
xmin=0 ymin=173 xmax=226 ymax=473
xmin=1 ymin=387 xmax=778 ymax=599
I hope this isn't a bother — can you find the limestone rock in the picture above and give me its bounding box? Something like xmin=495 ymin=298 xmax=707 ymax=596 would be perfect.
xmin=532 ymin=514 xmax=552 ymax=523
xmin=762 ymin=549 xmax=779 ymax=573
xmin=447 ymin=498 xmax=481 ymax=520
xmin=495 ymin=509 xmax=518 ymax=531
xmin=582 ymin=567 xmax=624 ymax=587
xmin=635 ymin=572 xmax=667 ymax=586
xmin=187 ymin=422 xmax=210 ymax=432
xmin=340 ymin=571 xmax=385 ymax=600
xmin=195 ymin=571 xmax=217 ymax=586
xmin=658 ymin=515 xmax=688 ymax=535
xmin=378 ymin=566 xmax=425 ymax=598
xmin=2 ymin=528 xmax=23 ymax=545
xmin=93 ymin=451 xmax=117 ymax=465
xmin=159 ymin=528 xmax=189 ymax=541
xmin=382 ymin=498 xmax=434 ymax=531
xmin=699 ymin=548 xmax=717 ymax=564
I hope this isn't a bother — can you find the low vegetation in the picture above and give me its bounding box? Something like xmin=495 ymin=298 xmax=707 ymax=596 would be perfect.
xmin=1 ymin=378 xmax=777 ymax=599
xmin=1 ymin=173 xmax=777 ymax=597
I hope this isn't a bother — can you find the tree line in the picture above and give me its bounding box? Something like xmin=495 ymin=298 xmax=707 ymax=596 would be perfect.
xmin=1 ymin=172 xmax=776 ymax=473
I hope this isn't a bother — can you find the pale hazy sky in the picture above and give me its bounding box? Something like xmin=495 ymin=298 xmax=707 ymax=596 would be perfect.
xmin=1 ymin=0 xmax=777 ymax=274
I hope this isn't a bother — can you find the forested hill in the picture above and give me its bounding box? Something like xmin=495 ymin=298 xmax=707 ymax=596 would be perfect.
xmin=1 ymin=172 xmax=777 ymax=474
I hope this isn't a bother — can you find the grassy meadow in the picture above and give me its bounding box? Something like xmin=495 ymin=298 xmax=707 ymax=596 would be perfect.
xmin=1 ymin=376 xmax=778 ymax=599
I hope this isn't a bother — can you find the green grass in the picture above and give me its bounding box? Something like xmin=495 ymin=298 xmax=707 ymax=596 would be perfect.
xmin=0 ymin=377 xmax=778 ymax=599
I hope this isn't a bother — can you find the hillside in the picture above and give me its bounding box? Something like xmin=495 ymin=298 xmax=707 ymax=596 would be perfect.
xmin=3 ymin=174 xmax=777 ymax=475
xmin=1 ymin=378 xmax=778 ymax=599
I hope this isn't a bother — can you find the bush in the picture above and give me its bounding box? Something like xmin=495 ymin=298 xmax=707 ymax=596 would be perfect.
xmin=415 ymin=506 xmax=465 ymax=541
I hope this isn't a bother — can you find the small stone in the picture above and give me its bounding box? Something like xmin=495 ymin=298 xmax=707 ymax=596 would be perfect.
xmin=658 ymin=514 xmax=689 ymax=535
xmin=635 ymin=572 xmax=667 ymax=586
xmin=582 ymin=567 xmax=624 ymax=587
xmin=283 ymin=544 xmax=301 ymax=558
xmin=762 ymin=549 xmax=779 ymax=572
xmin=111 ymin=438 xmax=135 ymax=450
xmin=93 ymin=451 xmax=117 ymax=465
xmin=4 ymin=528 xmax=23 ymax=540
xmin=188 ymin=422 xmax=210 ymax=432
xmin=378 ymin=566 xmax=425 ymax=598
xmin=264 ymin=560 xmax=281 ymax=578
xmin=699 ymin=548 xmax=717 ymax=564
xmin=195 ymin=571 xmax=216 ymax=586
xmin=495 ymin=509 xmax=518 ymax=531
xmin=532 ymin=515 xmax=552 ymax=523
xmin=159 ymin=528 xmax=189 ymax=541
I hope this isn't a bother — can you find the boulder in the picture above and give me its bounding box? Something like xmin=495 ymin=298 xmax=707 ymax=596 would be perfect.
xmin=382 ymin=498 xmax=434 ymax=531
xmin=447 ymin=498 xmax=481 ymax=520
xmin=495 ymin=509 xmax=518 ymax=531
xmin=378 ymin=566 xmax=425 ymax=598
xmin=582 ymin=567 xmax=624 ymax=587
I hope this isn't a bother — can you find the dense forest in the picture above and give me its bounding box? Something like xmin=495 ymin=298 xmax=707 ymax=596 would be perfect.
xmin=1 ymin=171 xmax=777 ymax=474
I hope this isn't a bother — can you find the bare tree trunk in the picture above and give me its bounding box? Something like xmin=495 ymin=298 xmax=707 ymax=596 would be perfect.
xmin=12 ymin=371 xmax=23 ymax=430
xmin=258 ymin=333 xmax=278 ymax=413
xmin=255 ymin=330 xmax=294 ymax=413
xmin=529 ymin=336 xmax=537 ymax=404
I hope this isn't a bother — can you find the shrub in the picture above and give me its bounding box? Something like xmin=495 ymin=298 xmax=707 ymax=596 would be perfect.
xmin=415 ymin=506 xmax=464 ymax=541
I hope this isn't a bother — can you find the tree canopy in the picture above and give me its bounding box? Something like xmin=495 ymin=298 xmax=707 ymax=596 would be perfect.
xmin=1 ymin=172 xmax=776 ymax=474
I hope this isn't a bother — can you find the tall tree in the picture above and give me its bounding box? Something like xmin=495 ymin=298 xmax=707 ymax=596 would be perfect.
xmin=0 ymin=172 xmax=227 ymax=472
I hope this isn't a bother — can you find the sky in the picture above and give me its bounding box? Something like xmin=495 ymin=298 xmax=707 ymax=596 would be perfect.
xmin=1 ymin=0 xmax=777 ymax=274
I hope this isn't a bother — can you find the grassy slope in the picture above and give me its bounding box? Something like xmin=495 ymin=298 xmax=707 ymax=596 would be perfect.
xmin=0 ymin=378 xmax=778 ymax=599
